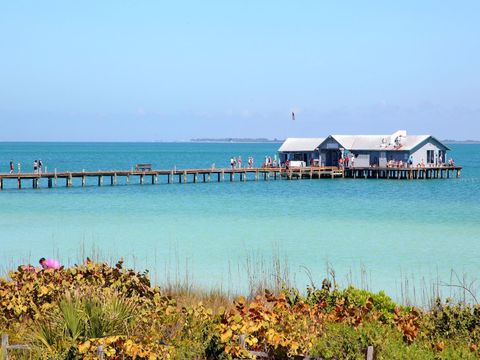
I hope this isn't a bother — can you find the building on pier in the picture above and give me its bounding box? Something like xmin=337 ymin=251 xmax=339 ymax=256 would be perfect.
xmin=278 ymin=130 xmax=450 ymax=167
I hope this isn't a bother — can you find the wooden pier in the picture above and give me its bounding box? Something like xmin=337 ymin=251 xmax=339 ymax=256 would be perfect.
xmin=0 ymin=166 xmax=462 ymax=190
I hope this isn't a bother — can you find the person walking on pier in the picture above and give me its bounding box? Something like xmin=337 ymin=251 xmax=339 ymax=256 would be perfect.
xmin=9 ymin=160 xmax=14 ymax=174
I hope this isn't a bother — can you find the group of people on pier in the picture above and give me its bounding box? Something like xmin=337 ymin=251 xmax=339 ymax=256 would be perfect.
xmin=5 ymin=159 xmax=44 ymax=174
xmin=230 ymin=156 xmax=257 ymax=169
xmin=229 ymin=155 xmax=281 ymax=169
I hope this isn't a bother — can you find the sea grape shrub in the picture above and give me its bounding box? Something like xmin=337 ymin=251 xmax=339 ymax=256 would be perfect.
xmin=78 ymin=335 xmax=175 ymax=360
xmin=219 ymin=289 xmax=386 ymax=359
xmin=3 ymin=260 xmax=480 ymax=359
xmin=0 ymin=260 xmax=155 ymax=322
xmin=420 ymin=298 xmax=480 ymax=349
xmin=284 ymin=284 xmax=399 ymax=322
xmin=219 ymin=291 xmax=324 ymax=359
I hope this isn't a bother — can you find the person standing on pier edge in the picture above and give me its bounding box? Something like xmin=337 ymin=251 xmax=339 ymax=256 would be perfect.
xmin=9 ymin=160 xmax=14 ymax=174
xmin=38 ymin=159 xmax=43 ymax=174
xmin=408 ymin=155 xmax=413 ymax=167
xmin=33 ymin=160 xmax=38 ymax=174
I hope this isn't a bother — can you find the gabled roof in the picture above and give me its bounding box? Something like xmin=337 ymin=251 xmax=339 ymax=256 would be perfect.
xmin=278 ymin=138 xmax=325 ymax=152
xmin=326 ymin=135 xmax=449 ymax=151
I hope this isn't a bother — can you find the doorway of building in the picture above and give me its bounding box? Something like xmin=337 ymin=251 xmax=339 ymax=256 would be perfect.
xmin=325 ymin=150 xmax=340 ymax=166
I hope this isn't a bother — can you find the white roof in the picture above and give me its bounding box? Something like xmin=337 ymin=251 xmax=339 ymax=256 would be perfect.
xmin=278 ymin=138 xmax=324 ymax=152
xmin=329 ymin=134 xmax=448 ymax=151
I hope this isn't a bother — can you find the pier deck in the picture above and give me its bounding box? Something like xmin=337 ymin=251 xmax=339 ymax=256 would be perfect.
xmin=0 ymin=166 xmax=462 ymax=190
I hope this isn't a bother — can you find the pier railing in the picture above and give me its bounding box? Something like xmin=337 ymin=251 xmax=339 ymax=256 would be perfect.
xmin=0 ymin=165 xmax=462 ymax=190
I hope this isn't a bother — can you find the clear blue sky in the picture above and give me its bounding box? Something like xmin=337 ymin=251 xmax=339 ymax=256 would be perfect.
xmin=1 ymin=1 xmax=479 ymax=141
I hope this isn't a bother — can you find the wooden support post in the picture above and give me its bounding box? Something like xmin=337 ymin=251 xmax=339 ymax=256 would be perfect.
xmin=98 ymin=175 xmax=103 ymax=186
xmin=255 ymin=171 xmax=258 ymax=181
xmin=222 ymin=170 xmax=225 ymax=181
xmin=366 ymin=345 xmax=374 ymax=360
xmin=178 ymin=174 xmax=182 ymax=183
xmin=207 ymin=173 xmax=210 ymax=182
xmin=457 ymin=169 xmax=460 ymax=178
xmin=114 ymin=174 xmax=118 ymax=185
xmin=230 ymin=172 xmax=234 ymax=182
xmin=203 ymin=173 xmax=206 ymax=182
xmin=97 ymin=345 xmax=105 ymax=360
xmin=126 ymin=174 xmax=130 ymax=184
xmin=139 ymin=174 xmax=144 ymax=185
xmin=81 ymin=176 xmax=86 ymax=187
xmin=152 ymin=174 xmax=157 ymax=184
xmin=194 ymin=173 xmax=198 ymax=183
xmin=397 ymin=170 xmax=400 ymax=179
xmin=240 ymin=173 xmax=243 ymax=181
xmin=184 ymin=171 xmax=188 ymax=183
xmin=217 ymin=173 xmax=221 ymax=182
xmin=0 ymin=178 xmax=3 ymax=190
xmin=110 ymin=176 xmax=114 ymax=186
xmin=364 ymin=170 xmax=367 ymax=179
xmin=2 ymin=333 xmax=8 ymax=360
xmin=376 ymin=170 xmax=379 ymax=179
xmin=17 ymin=178 xmax=21 ymax=189
xmin=67 ymin=175 xmax=73 ymax=187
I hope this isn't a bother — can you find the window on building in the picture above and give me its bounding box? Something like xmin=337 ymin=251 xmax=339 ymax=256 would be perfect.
xmin=427 ymin=150 xmax=434 ymax=164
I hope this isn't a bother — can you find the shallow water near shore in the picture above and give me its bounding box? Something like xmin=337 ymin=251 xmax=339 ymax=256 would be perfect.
xmin=1 ymin=143 xmax=479 ymax=304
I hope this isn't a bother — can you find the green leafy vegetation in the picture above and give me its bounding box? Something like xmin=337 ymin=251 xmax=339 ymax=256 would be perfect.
xmin=1 ymin=260 xmax=479 ymax=359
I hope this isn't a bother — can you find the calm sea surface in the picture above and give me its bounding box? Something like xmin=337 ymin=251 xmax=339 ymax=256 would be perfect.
xmin=0 ymin=143 xmax=479 ymax=302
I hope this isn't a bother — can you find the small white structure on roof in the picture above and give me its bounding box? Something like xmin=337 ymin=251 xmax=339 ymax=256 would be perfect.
xmin=278 ymin=131 xmax=450 ymax=167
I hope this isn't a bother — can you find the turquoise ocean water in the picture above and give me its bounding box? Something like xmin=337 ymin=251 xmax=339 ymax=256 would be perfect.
xmin=0 ymin=143 xmax=479 ymax=303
